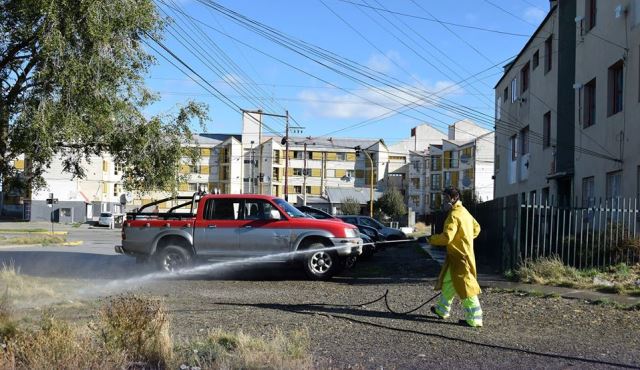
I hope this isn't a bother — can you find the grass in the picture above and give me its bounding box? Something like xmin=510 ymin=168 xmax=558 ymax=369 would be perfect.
xmin=176 ymin=328 xmax=312 ymax=370
xmin=0 ymin=228 xmax=49 ymax=233
xmin=0 ymin=294 xmax=313 ymax=370
xmin=0 ymin=263 xmax=84 ymax=308
xmin=0 ymin=235 xmax=67 ymax=246
xmin=509 ymin=256 xmax=640 ymax=296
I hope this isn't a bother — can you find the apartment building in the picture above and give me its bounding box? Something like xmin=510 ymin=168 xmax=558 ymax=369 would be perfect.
xmin=407 ymin=120 xmax=494 ymax=217
xmin=495 ymin=0 xmax=640 ymax=206
xmin=494 ymin=0 xmax=573 ymax=205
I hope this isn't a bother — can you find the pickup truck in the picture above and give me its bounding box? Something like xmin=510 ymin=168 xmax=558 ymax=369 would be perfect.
xmin=115 ymin=193 xmax=363 ymax=280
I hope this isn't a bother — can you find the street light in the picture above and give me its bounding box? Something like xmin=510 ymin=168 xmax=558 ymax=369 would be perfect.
xmin=355 ymin=146 xmax=374 ymax=217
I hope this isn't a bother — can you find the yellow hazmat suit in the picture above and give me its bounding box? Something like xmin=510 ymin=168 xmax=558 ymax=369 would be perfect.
xmin=429 ymin=200 xmax=482 ymax=326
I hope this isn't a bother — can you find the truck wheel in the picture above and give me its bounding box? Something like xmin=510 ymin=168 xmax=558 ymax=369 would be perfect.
xmin=156 ymin=245 xmax=191 ymax=272
xmin=301 ymin=242 xmax=342 ymax=280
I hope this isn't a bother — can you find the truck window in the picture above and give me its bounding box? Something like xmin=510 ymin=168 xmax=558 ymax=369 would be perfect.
xmin=205 ymin=198 xmax=241 ymax=220
xmin=243 ymin=200 xmax=281 ymax=220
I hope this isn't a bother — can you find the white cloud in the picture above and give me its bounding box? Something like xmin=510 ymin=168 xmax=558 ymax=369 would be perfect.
xmin=297 ymin=80 xmax=463 ymax=120
xmin=365 ymin=51 xmax=402 ymax=74
xmin=523 ymin=7 xmax=546 ymax=24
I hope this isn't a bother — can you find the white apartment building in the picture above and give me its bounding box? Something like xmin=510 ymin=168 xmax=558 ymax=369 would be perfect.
xmin=407 ymin=120 xmax=494 ymax=217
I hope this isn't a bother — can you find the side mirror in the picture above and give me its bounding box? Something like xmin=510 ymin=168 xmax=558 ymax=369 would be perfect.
xmin=268 ymin=209 xmax=281 ymax=220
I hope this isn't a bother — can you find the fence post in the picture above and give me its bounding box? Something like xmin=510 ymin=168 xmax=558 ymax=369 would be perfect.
xmin=515 ymin=197 xmax=522 ymax=268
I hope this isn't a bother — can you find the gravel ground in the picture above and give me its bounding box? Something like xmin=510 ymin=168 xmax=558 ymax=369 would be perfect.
xmin=44 ymin=243 xmax=640 ymax=369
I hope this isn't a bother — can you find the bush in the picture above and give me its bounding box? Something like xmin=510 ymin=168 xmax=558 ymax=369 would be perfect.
xmin=92 ymin=295 xmax=173 ymax=368
xmin=515 ymin=256 xmax=581 ymax=285
xmin=340 ymin=197 xmax=361 ymax=215
xmin=0 ymin=289 xmax=17 ymax=342
xmin=375 ymin=188 xmax=406 ymax=221
xmin=8 ymin=313 xmax=126 ymax=369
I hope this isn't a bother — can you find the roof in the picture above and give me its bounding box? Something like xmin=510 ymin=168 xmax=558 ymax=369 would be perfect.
xmin=198 ymin=133 xmax=242 ymax=142
xmin=265 ymin=136 xmax=380 ymax=151
xmin=494 ymin=4 xmax=557 ymax=89
xmin=326 ymin=187 xmax=383 ymax=204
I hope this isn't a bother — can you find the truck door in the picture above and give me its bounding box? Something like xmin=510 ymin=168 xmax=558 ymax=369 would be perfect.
xmin=236 ymin=199 xmax=291 ymax=259
xmin=193 ymin=198 xmax=242 ymax=260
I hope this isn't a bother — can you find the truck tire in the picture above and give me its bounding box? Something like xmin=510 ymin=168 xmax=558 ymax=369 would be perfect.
xmin=301 ymin=242 xmax=343 ymax=280
xmin=155 ymin=245 xmax=192 ymax=272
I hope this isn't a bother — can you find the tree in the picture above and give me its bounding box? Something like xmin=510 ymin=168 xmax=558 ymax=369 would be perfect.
xmin=375 ymin=187 xmax=407 ymax=221
xmin=1 ymin=0 xmax=207 ymax=194
xmin=340 ymin=197 xmax=361 ymax=215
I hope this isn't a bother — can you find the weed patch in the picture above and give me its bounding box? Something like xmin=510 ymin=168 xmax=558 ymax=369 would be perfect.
xmin=512 ymin=257 xmax=640 ymax=296
xmin=0 ymin=235 xmax=66 ymax=246
xmin=176 ymin=328 xmax=312 ymax=370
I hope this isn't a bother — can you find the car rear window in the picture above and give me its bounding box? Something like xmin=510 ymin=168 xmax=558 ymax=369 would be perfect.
xmin=100 ymin=213 xmax=112 ymax=217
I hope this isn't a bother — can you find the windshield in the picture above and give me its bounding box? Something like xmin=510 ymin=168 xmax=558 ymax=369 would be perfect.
xmin=274 ymin=198 xmax=307 ymax=218
xmin=361 ymin=217 xmax=384 ymax=229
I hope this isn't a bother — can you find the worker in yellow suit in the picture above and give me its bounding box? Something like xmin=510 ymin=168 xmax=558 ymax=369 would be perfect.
xmin=428 ymin=187 xmax=483 ymax=327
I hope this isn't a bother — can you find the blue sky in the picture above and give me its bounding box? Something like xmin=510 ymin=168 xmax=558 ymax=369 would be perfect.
xmin=145 ymin=0 xmax=550 ymax=144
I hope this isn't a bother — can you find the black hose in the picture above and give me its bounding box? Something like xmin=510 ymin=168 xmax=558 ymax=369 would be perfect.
xmin=323 ymin=289 xmax=441 ymax=315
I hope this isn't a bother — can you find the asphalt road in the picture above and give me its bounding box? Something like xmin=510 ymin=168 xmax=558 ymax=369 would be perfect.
xmin=1 ymin=228 xmax=639 ymax=369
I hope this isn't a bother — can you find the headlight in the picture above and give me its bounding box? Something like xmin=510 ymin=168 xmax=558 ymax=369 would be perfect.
xmin=344 ymin=228 xmax=358 ymax=238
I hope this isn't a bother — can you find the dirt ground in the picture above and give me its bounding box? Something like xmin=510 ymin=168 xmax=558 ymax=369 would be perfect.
xmin=22 ymin=243 xmax=640 ymax=369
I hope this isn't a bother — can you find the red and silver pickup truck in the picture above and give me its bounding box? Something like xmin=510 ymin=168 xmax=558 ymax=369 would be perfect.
xmin=115 ymin=193 xmax=363 ymax=280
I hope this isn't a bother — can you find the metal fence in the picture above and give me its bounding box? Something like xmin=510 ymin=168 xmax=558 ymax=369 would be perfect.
xmin=431 ymin=196 xmax=640 ymax=272
xmin=520 ymin=197 xmax=639 ymax=269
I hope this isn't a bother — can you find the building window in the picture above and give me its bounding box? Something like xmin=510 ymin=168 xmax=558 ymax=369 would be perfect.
xmin=503 ymin=86 xmax=508 ymax=102
xmin=532 ymin=50 xmax=539 ymax=69
xmin=305 ymin=186 xmax=312 ymax=194
xmin=430 ymin=156 xmax=442 ymax=171
xmin=543 ymin=111 xmax=551 ymax=148
xmin=585 ymin=0 xmax=597 ymax=31
xmin=544 ymin=35 xmax=553 ymax=73
xmin=293 ymin=168 xmax=303 ymax=176
xmin=608 ymin=60 xmax=624 ymax=116
xmin=113 ymin=183 xmax=119 ymax=197
xmin=583 ymin=78 xmax=596 ymax=127
xmin=496 ymin=97 xmax=502 ymax=120
xmin=606 ymin=171 xmax=622 ymax=200
xmin=582 ymin=176 xmax=595 ymax=207
xmin=293 ymin=185 xmax=302 ymax=194
xmin=336 ymin=152 xmax=347 ymax=161
xmin=520 ymin=62 xmax=530 ymax=94
xmin=511 ymin=78 xmax=518 ymax=102
xmin=188 ymin=183 xmax=198 ymax=192
xmin=519 ymin=126 xmax=529 ymax=155
xmin=430 ymin=174 xmax=441 ymax=190
xmin=510 ymin=134 xmax=518 ymax=161
xmin=114 ymin=163 xmax=122 ymax=175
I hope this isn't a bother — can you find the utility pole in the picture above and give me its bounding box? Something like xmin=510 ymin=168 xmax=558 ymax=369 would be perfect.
xmin=284 ymin=110 xmax=290 ymax=199
xmin=303 ymin=142 xmax=307 ymax=205
xmin=250 ymin=140 xmax=255 ymax=194
xmin=355 ymin=146 xmax=374 ymax=217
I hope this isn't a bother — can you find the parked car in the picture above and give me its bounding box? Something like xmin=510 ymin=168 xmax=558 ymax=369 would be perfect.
xmin=295 ymin=205 xmax=377 ymax=258
xmin=337 ymin=215 xmax=406 ymax=240
xmin=98 ymin=212 xmax=114 ymax=228
xmin=295 ymin=205 xmax=339 ymax=220
xmin=116 ymin=194 xmax=363 ymax=280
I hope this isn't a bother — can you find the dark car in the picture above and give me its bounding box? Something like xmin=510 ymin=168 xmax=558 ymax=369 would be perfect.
xmin=295 ymin=205 xmax=339 ymax=220
xmin=337 ymin=215 xmax=406 ymax=240
xmin=295 ymin=205 xmax=377 ymax=258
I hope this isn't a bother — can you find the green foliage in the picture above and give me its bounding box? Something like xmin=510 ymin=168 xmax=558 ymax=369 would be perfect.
xmin=1 ymin=0 xmax=207 ymax=193
xmin=340 ymin=196 xmax=361 ymax=215
xmin=374 ymin=187 xmax=407 ymax=221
